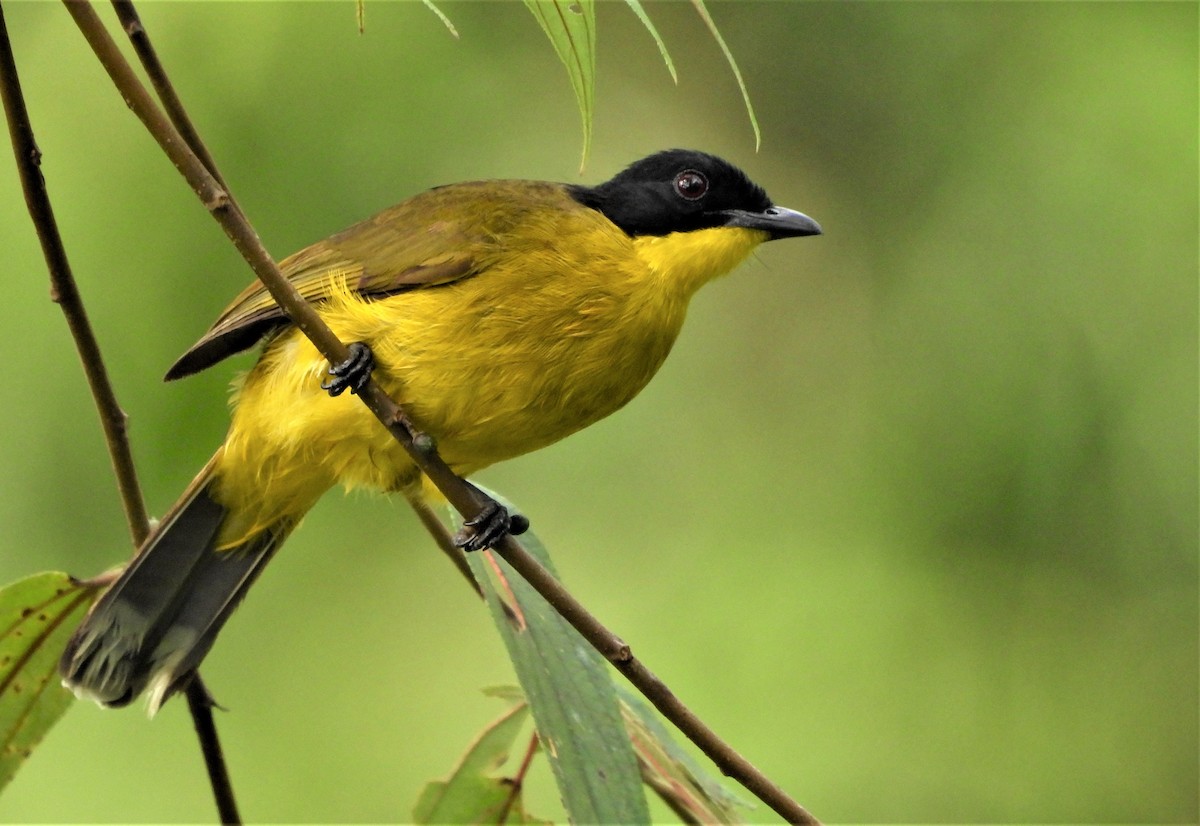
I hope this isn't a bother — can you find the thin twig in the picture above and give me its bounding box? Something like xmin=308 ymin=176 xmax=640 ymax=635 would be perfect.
xmin=409 ymin=497 xmax=484 ymax=599
xmin=62 ymin=3 xmax=819 ymax=822
xmin=1 ymin=5 xmax=241 ymax=822
xmin=495 ymin=731 xmax=539 ymax=825
xmin=185 ymin=677 xmax=241 ymax=825
xmin=0 ymin=1 xmax=149 ymax=547
xmin=184 ymin=680 xmax=241 ymax=822
xmin=412 ymin=499 xmax=521 ymax=624
xmin=108 ymin=0 xmax=228 ymax=192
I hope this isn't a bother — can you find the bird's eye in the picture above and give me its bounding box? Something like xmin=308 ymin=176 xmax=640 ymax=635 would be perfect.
xmin=673 ymin=170 xmax=708 ymax=201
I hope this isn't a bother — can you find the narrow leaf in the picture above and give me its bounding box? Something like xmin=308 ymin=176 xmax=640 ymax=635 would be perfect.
xmin=524 ymin=0 xmax=596 ymax=170
xmin=0 ymin=573 xmax=97 ymax=792
xmin=422 ymin=0 xmax=460 ymax=39
xmin=623 ymin=1 xmax=678 ymax=83
xmin=620 ymin=690 xmax=750 ymax=823
xmin=413 ymin=700 xmax=536 ymax=824
xmin=446 ymin=490 xmax=650 ymax=824
xmin=690 ymin=0 xmax=761 ymax=150
xmin=480 ymin=684 xmax=751 ymax=822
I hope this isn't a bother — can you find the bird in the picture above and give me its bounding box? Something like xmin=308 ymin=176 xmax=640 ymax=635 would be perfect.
xmin=59 ymin=148 xmax=821 ymax=712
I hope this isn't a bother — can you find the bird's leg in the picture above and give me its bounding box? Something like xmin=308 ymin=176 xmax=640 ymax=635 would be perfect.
xmin=322 ymin=341 xmax=374 ymax=397
xmin=453 ymin=483 xmax=531 ymax=552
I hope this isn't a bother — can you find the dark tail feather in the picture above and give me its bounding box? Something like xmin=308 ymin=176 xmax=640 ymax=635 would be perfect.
xmin=60 ymin=456 xmax=288 ymax=713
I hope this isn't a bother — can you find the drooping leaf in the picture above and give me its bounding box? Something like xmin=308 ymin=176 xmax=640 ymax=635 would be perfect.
xmin=422 ymin=0 xmax=460 ymax=39
xmin=690 ymin=0 xmax=761 ymax=150
xmin=620 ymin=690 xmax=750 ymax=824
xmin=446 ymin=490 xmax=650 ymax=824
xmin=0 ymin=573 xmax=97 ymax=792
xmin=413 ymin=699 xmax=542 ymax=824
xmin=524 ymin=0 xmax=596 ymax=170
xmin=623 ymin=1 xmax=678 ymax=84
xmin=355 ymin=0 xmax=459 ymax=37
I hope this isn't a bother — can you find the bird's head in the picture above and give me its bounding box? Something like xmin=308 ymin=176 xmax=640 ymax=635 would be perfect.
xmin=570 ymin=149 xmax=820 ymax=295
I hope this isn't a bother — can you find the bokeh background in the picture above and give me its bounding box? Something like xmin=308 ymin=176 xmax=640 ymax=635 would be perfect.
xmin=0 ymin=2 xmax=1195 ymax=822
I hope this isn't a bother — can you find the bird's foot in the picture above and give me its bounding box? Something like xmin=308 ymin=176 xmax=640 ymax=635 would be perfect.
xmin=454 ymin=498 xmax=530 ymax=552
xmin=322 ymin=342 xmax=374 ymax=397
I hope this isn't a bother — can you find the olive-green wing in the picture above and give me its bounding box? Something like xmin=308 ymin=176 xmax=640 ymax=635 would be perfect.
xmin=164 ymin=181 xmax=573 ymax=380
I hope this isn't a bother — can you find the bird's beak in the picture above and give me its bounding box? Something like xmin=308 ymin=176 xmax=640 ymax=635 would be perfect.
xmin=719 ymin=206 xmax=822 ymax=240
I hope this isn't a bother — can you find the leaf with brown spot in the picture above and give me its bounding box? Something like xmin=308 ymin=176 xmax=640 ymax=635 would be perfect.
xmin=0 ymin=573 xmax=97 ymax=792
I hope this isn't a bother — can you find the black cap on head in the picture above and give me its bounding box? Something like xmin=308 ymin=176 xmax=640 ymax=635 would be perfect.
xmin=570 ymin=149 xmax=821 ymax=240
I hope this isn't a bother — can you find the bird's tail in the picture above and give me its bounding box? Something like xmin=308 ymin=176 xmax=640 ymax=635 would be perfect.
xmin=60 ymin=454 xmax=292 ymax=713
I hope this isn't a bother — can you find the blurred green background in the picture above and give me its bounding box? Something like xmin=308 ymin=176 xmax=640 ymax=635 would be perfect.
xmin=0 ymin=2 xmax=1194 ymax=822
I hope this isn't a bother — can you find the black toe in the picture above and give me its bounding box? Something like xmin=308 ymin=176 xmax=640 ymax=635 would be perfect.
xmin=453 ymin=499 xmax=527 ymax=551
xmin=322 ymin=342 xmax=375 ymax=397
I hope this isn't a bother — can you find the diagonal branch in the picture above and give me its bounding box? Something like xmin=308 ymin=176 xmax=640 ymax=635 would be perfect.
xmin=109 ymin=0 xmax=228 ymax=192
xmin=60 ymin=2 xmax=819 ymax=823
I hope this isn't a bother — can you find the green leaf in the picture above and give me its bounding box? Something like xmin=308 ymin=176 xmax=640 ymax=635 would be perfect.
xmin=690 ymin=0 xmax=761 ymax=150
xmin=524 ymin=0 xmax=596 ymax=169
xmin=413 ymin=699 xmax=540 ymax=824
xmin=0 ymin=572 xmax=97 ymax=793
xmin=471 ymin=684 xmax=751 ymax=822
xmin=355 ymin=0 xmax=458 ymax=37
xmin=623 ymin=1 xmax=678 ymax=84
xmin=421 ymin=0 xmax=460 ymax=39
xmin=447 ymin=490 xmax=650 ymax=824
xmin=620 ymin=690 xmax=750 ymax=823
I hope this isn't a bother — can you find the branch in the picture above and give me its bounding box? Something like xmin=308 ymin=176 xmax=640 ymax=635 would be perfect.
xmin=409 ymin=498 xmax=485 ymax=600
xmin=0 ymin=4 xmax=241 ymax=822
xmin=108 ymin=0 xmax=227 ymax=191
xmin=0 ymin=1 xmax=148 ymax=547
xmin=185 ymin=678 xmax=241 ymax=825
xmin=61 ymin=3 xmax=819 ymax=822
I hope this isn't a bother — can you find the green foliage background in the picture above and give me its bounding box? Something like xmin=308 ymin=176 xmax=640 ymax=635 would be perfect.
xmin=0 ymin=2 xmax=1194 ymax=822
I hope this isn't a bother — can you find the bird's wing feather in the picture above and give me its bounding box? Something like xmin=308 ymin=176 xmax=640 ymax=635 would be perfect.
xmin=165 ymin=182 xmax=574 ymax=380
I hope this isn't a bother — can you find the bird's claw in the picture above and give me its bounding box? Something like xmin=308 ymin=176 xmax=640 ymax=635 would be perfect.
xmin=453 ymin=499 xmax=530 ymax=552
xmin=322 ymin=342 xmax=374 ymax=397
